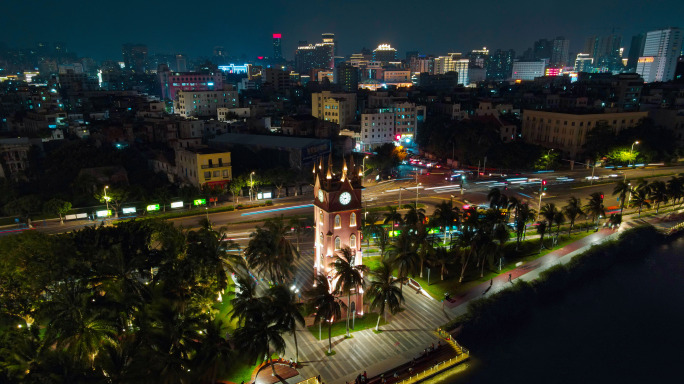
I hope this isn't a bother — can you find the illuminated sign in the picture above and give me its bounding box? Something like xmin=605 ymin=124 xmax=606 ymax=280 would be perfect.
xmin=273 ymin=33 xmax=282 ymax=39
xmin=147 ymin=204 xmax=160 ymax=211
xmin=170 ymin=201 xmax=184 ymax=209
xmin=122 ymin=207 xmax=136 ymax=214
xmin=257 ymin=192 xmax=272 ymax=200
xmin=217 ymin=64 xmax=249 ymax=74
xmin=193 ymin=199 xmax=206 ymax=206
xmin=638 ymin=57 xmax=654 ymax=63
xmin=257 ymin=56 xmax=264 ymax=60
xmin=96 ymin=210 xmax=111 ymax=217
xmin=545 ymin=68 xmax=562 ymax=76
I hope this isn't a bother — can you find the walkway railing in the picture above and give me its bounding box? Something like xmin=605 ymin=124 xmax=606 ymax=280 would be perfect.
xmin=394 ymin=329 xmax=470 ymax=384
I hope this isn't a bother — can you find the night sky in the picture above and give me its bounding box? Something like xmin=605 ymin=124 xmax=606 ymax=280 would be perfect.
xmin=2 ymin=0 xmax=683 ymax=61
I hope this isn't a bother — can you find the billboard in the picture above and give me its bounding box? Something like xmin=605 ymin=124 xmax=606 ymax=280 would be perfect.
xmin=170 ymin=201 xmax=184 ymax=209
xmin=147 ymin=204 xmax=160 ymax=211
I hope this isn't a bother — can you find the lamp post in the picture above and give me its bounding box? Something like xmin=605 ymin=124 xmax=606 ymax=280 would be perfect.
xmin=628 ymin=141 xmax=640 ymax=168
xmin=362 ymin=155 xmax=368 ymax=185
xmin=545 ymin=149 xmax=554 ymax=170
xmin=249 ymin=172 xmax=255 ymax=202
xmin=537 ymin=192 xmax=546 ymax=221
xmin=399 ymin=187 xmax=406 ymax=209
xmin=416 ymin=183 xmax=421 ymax=207
xmin=103 ymin=185 xmax=110 ymax=214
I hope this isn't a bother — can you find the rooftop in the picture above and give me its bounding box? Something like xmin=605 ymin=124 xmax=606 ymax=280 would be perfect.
xmin=211 ymin=133 xmax=330 ymax=150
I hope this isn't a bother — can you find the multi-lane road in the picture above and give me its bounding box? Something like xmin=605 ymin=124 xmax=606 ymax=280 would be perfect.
xmin=3 ymin=164 xmax=683 ymax=243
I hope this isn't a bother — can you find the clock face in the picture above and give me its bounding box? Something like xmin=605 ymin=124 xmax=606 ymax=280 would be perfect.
xmin=339 ymin=192 xmax=352 ymax=205
xmin=318 ymin=189 xmax=324 ymax=202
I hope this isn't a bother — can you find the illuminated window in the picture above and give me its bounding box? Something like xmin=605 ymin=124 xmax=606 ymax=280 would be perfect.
xmin=334 ymin=214 xmax=341 ymax=229
xmin=350 ymin=212 xmax=357 ymax=227
xmin=319 ymin=232 xmax=324 ymax=246
xmin=334 ymin=236 xmax=341 ymax=250
xmin=350 ymin=234 xmax=357 ymax=249
xmin=319 ymin=209 xmax=324 ymax=225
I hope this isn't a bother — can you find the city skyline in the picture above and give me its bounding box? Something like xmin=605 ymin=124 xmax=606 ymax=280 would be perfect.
xmin=1 ymin=0 xmax=683 ymax=61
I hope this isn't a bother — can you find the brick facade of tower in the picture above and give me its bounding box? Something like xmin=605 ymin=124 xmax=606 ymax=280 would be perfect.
xmin=313 ymin=155 xmax=365 ymax=315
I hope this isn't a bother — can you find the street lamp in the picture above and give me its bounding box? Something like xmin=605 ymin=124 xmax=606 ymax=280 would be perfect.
xmin=628 ymin=141 xmax=640 ymax=168
xmin=537 ymin=192 xmax=546 ymax=221
xmin=416 ymin=183 xmax=421 ymax=207
xmin=362 ymin=155 xmax=369 ymax=185
xmin=249 ymin=172 xmax=255 ymax=202
xmin=103 ymin=185 xmax=110 ymax=214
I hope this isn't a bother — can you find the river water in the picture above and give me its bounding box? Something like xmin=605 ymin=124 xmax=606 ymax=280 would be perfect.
xmin=428 ymin=235 xmax=684 ymax=384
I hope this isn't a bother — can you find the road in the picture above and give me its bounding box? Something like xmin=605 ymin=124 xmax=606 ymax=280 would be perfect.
xmin=3 ymin=164 xmax=683 ymax=241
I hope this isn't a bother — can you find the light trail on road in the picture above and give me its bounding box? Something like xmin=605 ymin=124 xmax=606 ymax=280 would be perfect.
xmin=240 ymin=204 xmax=313 ymax=216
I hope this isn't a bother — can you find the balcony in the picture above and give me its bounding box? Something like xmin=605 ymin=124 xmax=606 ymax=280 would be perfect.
xmin=201 ymin=163 xmax=231 ymax=169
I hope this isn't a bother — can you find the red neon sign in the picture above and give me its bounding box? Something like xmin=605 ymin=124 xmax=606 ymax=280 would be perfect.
xmin=273 ymin=33 xmax=282 ymax=39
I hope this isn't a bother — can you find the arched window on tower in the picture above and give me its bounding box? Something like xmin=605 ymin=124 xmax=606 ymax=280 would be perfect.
xmin=334 ymin=214 xmax=341 ymax=229
xmin=350 ymin=234 xmax=357 ymax=249
xmin=319 ymin=209 xmax=324 ymax=225
xmin=350 ymin=212 xmax=357 ymax=227
xmin=319 ymin=232 xmax=324 ymax=247
xmin=334 ymin=236 xmax=341 ymax=251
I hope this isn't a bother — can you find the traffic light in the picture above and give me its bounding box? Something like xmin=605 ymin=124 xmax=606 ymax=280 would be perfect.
xmin=542 ymin=180 xmax=547 ymax=191
xmin=600 ymin=194 xmax=604 ymax=200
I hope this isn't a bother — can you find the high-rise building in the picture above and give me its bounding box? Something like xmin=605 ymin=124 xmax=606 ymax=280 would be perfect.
xmin=585 ymin=34 xmax=623 ymax=72
xmin=273 ymin=33 xmax=283 ymax=60
xmin=372 ymin=44 xmax=398 ymax=63
xmin=467 ymin=47 xmax=489 ymax=68
xmin=295 ymin=34 xmax=335 ymax=76
xmin=533 ymin=39 xmax=553 ymax=61
xmin=158 ymin=69 xmax=224 ymax=100
xmin=551 ymin=37 xmax=570 ymax=67
xmin=122 ymin=43 xmax=149 ymax=73
xmin=637 ymin=27 xmax=683 ymax=83
xmin=574 ymin=53 xmax=594 ymax=72
xmin=336 ymin=63 xmax=359 ymax=92
xmin=486 ymin=49 xmax=515 ymax=80
xmin=626 ymin=34 xmax=646 ymax=71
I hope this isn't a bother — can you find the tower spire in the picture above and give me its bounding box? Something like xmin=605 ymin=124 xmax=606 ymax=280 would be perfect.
xmin=341 ymin=157 xmax=348 ymax=182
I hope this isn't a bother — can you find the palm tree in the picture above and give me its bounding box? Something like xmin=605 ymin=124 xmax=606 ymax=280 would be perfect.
xmin=332 ymin=247 xmax=368 ymax=338
xmin=487 ymin=187 xmax=502 ymax=208
xmin=563 ymin=197 xmax=583 ymax=235
xmin=388 ymin=232 xmax=419 ymax=292
xmin=402 ymin=204 xmax=426 ymax=231
xmin=432 ymin=200 xmax=460 ymax=245
xmin=193 ymin=319 xmax=232 ymax=384
xmin=536 ymin=221 xmax=548 ymax=253
xmin=367 ymin=261 xmax=405 ymax=331
xmin=539 ymin=203 xmax=559 ymax=230
xmin=507 ymin=195 xmax=521 ymax=223
xmin=649 ymin=180 xmax=669 ymax=213
xmin=514 ymin=203 xmax=535 ymax=248
xmin=631 ymin=188 xmax=651 ymax=217
xmin=232 ymin=312 xmax=286 ymax=377
xmin=456 ymin=226 xmax=477 ymax=283
xmin=230 ymin=274 xmax=264 ymax=327
xmin=432 ymin=246 xmax=454 ymax=281
xmin=584 ymin=192 xmax=606 ymax=229
xmin=305 ymin=274 xmax=346 ymax=354
xmin=552 ymin=211 xmax=565 ymax=245
xmin=361 ymin=212 xmax=382 ymax=247
xmin=613 ymin=180 xmax=631 ymax=216
xmin=383 ymin=205 xmax=403 ymax=233
xmin=667 ymin=175 xmax=684 ymax=206
xmin=245 ymin=216 xmax=300 ymax=283
xmin=376 ymin=227 xmax=391 ymax=259
xmin=492 ymin=221 xmax=510 ymax=270
xmin=266 ymin=284 xmax=305 ymax=364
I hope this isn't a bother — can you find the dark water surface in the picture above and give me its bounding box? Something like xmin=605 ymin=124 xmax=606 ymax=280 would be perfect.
xmin=430 ymin=236 xmax=684 ymax=384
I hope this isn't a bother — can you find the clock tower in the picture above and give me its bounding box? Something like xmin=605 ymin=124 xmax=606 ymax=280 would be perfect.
xmin=313 ymin=154 xmax=364 ymax=314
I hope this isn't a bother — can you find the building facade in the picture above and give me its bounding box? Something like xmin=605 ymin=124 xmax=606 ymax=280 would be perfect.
xmin=512 ymin=61 xmax=546 ymax=81
xmin=159 ymin=70 xmax=224 ymax=100
xmin=174 ymin=87 xmax=238 ymax=117
xmin=175 ymin=147 xmax=232 ymax=189
xmin=637 ymin=27 xmax=683 ymax=83
xmin=313 ymin=156 xmax=364 ymax=316
xmin=312 ymin=91 xmax=357 ymax=129
xmin=521 ymin=110 xmax=648 ymax=158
